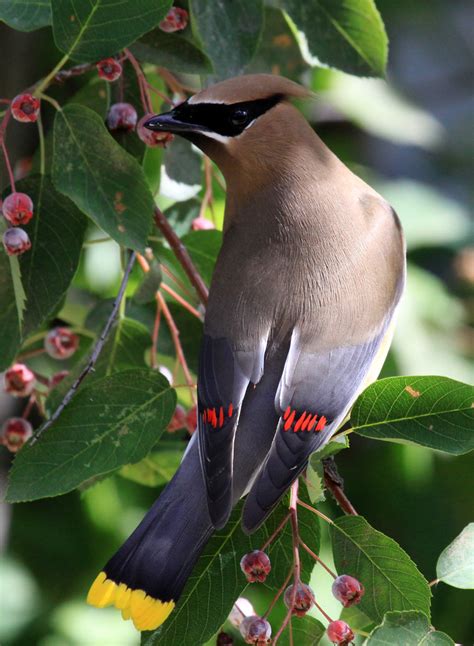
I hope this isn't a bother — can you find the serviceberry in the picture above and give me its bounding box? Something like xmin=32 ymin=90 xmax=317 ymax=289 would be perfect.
xmin=44 ymin=327 xmax=79 ymax=360
xmin=1 ymin=418 xmax=33 ymax=452
xmin=137 ymin=113 xmax=174 ymax=147
xmin=106 ymin=102 xmax=137 ymax=131
xmin=159 ymin=7 xmax=189 ymax=33
xmin=11 ymin=93 xmax=40 ymax=123
xmin=239 ymin=616 xmax=271 ymax=645
xmin=326 ymin=620 xmax=354 ymax=645
xmin=4 ymin=363 xmax=36 ymax=397
xmin=2 ymin=192 xmax=34 ymax=226
xmin=332 ymin=575 xmax=365 ymax=608
xmin=191 ymin=216 xmax=215 ymax=231
xmin=283 ymin=582 xmax=314 ymax=616
xmin=96 ymin=58 xmax=122 ymax=82
xmin=2 ymin=227 xmax=31 ymax=256
xmin=240 ymin=550 xmax=272 ymax=583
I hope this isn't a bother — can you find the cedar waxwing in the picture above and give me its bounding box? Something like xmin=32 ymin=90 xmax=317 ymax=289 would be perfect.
xmin=87 ymin=74 xmax=406 ymax=631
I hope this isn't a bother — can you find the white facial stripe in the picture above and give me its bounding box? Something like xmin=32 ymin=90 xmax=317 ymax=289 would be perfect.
xmin=193 ymin=119 xmax=256 ymax=145
xmin=188 ymin=95 xmax=227 ymax=105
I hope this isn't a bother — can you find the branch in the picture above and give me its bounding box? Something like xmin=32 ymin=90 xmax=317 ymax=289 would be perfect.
xmin=30 ymin=252 xmax=136 ymax=443
xmin=154 ymin=206 xmax=209 ymax=306
xmin=323 ymin=456 xmax=358 ymax=515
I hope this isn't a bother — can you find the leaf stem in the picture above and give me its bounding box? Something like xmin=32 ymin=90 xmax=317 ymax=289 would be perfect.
xmin=37 ymin=113 xmax=45 ymax=176
xmin=297 ymin=498 xmax=334 ymax=525
xmin=30 ymin=251 xmax=136 ymax=444
xmin=298 ymin=538 xmax=337 ymax=578
xmin=260 ymin=511 xmax=291 ymax=552
xmin=34 ymin=53 xmax=70 ymax=96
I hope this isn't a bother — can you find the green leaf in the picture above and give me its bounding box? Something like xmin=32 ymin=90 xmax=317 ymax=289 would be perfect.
xmin=278 ymin=615 xmax=325 ymax=645
xmin=281 ymin=0 xmax=388 ymax=77
xmin=0 ymin=238 xmax=21 ymax=370
xmin=190 ymin=0 xmax=264 ymax=79
xmin=6 ymin=369 xmax=176 ymax=502
xmin=51 ymin=0 xmax=172 ymax=63
xmin=307 ymin=435 xmax=349 ymax=504
xmin=340 ymin=604 xmax=375 ymax=632
xmin=162 ymin=138 xmax=202 ymax=201
xmin=331 ymin=516 xmax=431 ymax=624
xmin=163 ymin=199 xmax=200 ymax=238
xmin=143 ymin=486 xmax=319 ymax=645
xmin=436 ymin=523 xmax=474 ymax=589
xmin=15 ymin=176 xmax=87 ymax=337
xmin=364 ymin=611 xmax=454 ymax=645
xmin=52 ymin=104 xmax=154 ymax=251
xmin=351 ymin=376 xmax=474 ymax=456
xmin=134 ymin=261 xmax=162 ymax=305
xmin=0 ymin=0 xmax=51 ymax=31
xmin=181 ymin=230 xmax=222 ymax=286
xmin=119 ymin=448 xmax=183 ymax=487
xmin=131 ymin=30 xmax=213 ymax=74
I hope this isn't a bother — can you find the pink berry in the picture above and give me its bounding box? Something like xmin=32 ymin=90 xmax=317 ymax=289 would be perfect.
xmin=167 ymin=404 xmax=188 ymax=432
xmin=159 ymin=7 xmax=189 ymax=33
xmin=2 ymin=192 xmax=34 ymax=226
xmin=96 ymin=58 xmax=122 ymax=82
xmin=106 ymin=102 xmax=137 ymax=131
xmin=327 ymin=620 xmax=354 ymax=645
xmin=4 ymin=363 xmax=36 ymax=397
xmin=2 ymin=228 xmax=31 ymax=256
xmin=1 ymin=417 xmax=33 ymax=452
xmin=44 ymin=327 xmax=79 ymax=360
xmin=191 ymin=216 xmax=214 ymax=231
xmin=283 ymin=582 xmax=314 ymax=617
xmin=186 ymin=405 xmax=197 ymax=433
xmin=137 ymin=113 xmax=174 ymax=147
xmin=240 ymin=550 xmax=272 ymax=583
xmin=239 ymin=616 xmax=271 ymax=645
xmin=332 ymin=575 xmax=365 ymax=608
xmin=11 ymin=93 xmax=40 ymax=123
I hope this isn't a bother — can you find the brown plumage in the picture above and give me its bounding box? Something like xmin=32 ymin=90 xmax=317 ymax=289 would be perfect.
xmin=87 ymin=74 xmax=405 ymax=632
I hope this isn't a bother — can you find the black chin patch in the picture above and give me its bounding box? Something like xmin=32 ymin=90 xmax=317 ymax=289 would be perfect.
xmin=172 ymin=94 xmax=283 ymax=137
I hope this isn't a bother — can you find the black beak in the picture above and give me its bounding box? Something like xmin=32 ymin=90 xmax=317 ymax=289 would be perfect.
xmin=144 ymin=110 xmax=207 ymax=135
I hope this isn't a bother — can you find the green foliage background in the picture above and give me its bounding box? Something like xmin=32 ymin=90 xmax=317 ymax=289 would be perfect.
xmin=0 ymin=0 xmax=472 ymax=644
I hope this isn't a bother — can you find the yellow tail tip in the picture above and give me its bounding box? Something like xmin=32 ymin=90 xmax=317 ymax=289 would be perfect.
xmin=87 ymin=571 xmax=175 ymax=631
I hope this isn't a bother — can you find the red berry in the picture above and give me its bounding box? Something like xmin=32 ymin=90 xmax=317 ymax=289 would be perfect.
xmin=1 ymin=417 xmax=33 ymax=452
xmin=283 ymin=582 xmax=314 ymax=617
xmin=4 ymin=363 xmax=36 ymax=397
xmin=11 ymin=93 xmax=40 ymax=123
xmin=186 ymin=405 xmax=197 ymax=433
xmin=2 ymin=192 xmax=34 ymax=226
xmin=240 ymin=550 xmax=272 ymax=583
xmin=239 ymin=616 xmax=271 ymax=645
xmin=332 ymin=575 xmax=365 ymax=608
xmin=191 ymin=216 xmax=215 ymax=231
xmin=327 ymin=620 xmax=354 ymax=645
xmin=2 ymin=228 xmax=31 ymax=256
xmin=106 ymin=102 xmax=137 ymax=131
xmin=44 ymin=327 xmax=79 ymax=360
xmin=167 ymin=404 xmax=188 ymax=432
xmin=96 ymin=58 xmax=122 ymax=82
xmin=159 ymin=7 xmax=189 ymax=33
xmin=137 ymin=113 xmax=174 ymax=147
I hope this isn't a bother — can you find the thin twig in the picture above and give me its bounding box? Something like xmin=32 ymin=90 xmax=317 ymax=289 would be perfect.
xmin=154 ymin=206 xmax=209 ymax=305
xmin=54 ymin=62 xmax=95 ymax=83
xmin=297 ymin=498 xmax=334 ymax=525
xmin=199 ymin=156 xmax=214 ymax=222
xmin=161 ymin=282 xmax=202 ymax=320
xmin=151 ymin=296 xmax=162 ymax=370
xmin=157 ymin=67 xmax=189 ymax=98
xmin=323 ymin=457 xmax=358 ymax=515
xmin=1 ymin=139 xmax=15 ymax=191
xmin=313 ymin=598 xmax=333 ymax=623
xmin=260 ymin=512 xmax=291 ymax=552
xmin=298 ymin=538 xmax=337 ymax=578
xmin=263 ymin=566 xmax=293 ymax=620
xmin=124 ymin=48 xmax=153 ymax=113
xmin=30 ymin=252 xmax=136 ymax=443
xmin=161 ymin=263 xmax=197 ymax=302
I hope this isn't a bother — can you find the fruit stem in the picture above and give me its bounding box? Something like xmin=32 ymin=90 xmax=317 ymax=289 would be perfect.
xmin=34 ymin=53 xmax=70 ymax=96
xmin=37 ymin=92 xmax=61 ymax=112
xmin=298 ymin=538 xmax=337 ymax=578
xmin=161 ymin=282 xmax=202 ymax=320
xmin=263 ymin=565 xmax=293 ymax=619
xmin=124 ymin=48 xmax=153 ymax=113
xmin=297 ymin=498 xmax=334 ymax=525
xmin=1 ymin=138 xmax=16 ymax=191
xmin=260 ymin=511 xmax=291 ymax=552
xmin=313 ymin=598 xmax=333 ymax=623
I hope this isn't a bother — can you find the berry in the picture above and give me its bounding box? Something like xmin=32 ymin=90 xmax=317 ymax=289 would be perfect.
xmin=44 ymin=327 xmax=79 ymax=360
xmin=1 ymin=418 xmax=33 ymax=452
xmin=11 ymin=93 xmax=40 ymax=123
xmin=240 ymin=550 xmax=272 ymax=583
xmin=216 ymin=632 xmax=234 ymax=645
xmin=106 ymin=102 xmax=137 ymax=131
xmin=229 ymin=598 xmax=255 ymax=628
xmin=186 ymin=405 xmax=197 ymax=433
xmin=332 ymin=575 xmax=365 ymax=608
xmin=4 ymin=363 xmax=36 ymax=397
xmin=2 ymin=227 xmax=31 ymax=256
xmin=239 ymin=616 xmax=271 ymax=645
xmin=2 ymin=192 xmax=34 ymax=226
xmin=96 ymin=58 xmax=122 ymax=82
xmin=327 ymin=620 xmax=354 ymax=645
xmin=159 ymin=7 xmax=189 ymax=33
xmin=191 ymin=216 xmax=215 ymax=231
xmin=137 ymin=113 xmax=174 ymax=147
xmin=167 ymin=404 xmax=188 ymax=432
xmin=283 ymin=582 xmax=314 ymax=617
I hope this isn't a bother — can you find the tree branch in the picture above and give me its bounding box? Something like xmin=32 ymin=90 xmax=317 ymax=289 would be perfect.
xmin=323 ymin=456 xmax=358 ymax=515
xmin=30 ymin=252 xmax=136 ymax=443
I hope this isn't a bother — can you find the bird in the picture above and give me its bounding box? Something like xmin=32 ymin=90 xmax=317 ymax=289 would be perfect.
xmin=87 ymin=74 xmax=406 ymax=632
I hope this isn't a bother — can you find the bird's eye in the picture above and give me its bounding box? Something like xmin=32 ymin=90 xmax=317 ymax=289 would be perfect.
xmin=230 ymin=108 xmax=250 ymax=127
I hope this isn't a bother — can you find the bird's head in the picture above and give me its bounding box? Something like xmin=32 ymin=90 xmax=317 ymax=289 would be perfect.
xmin=144 ymin=74 xmax=312 ymax=186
